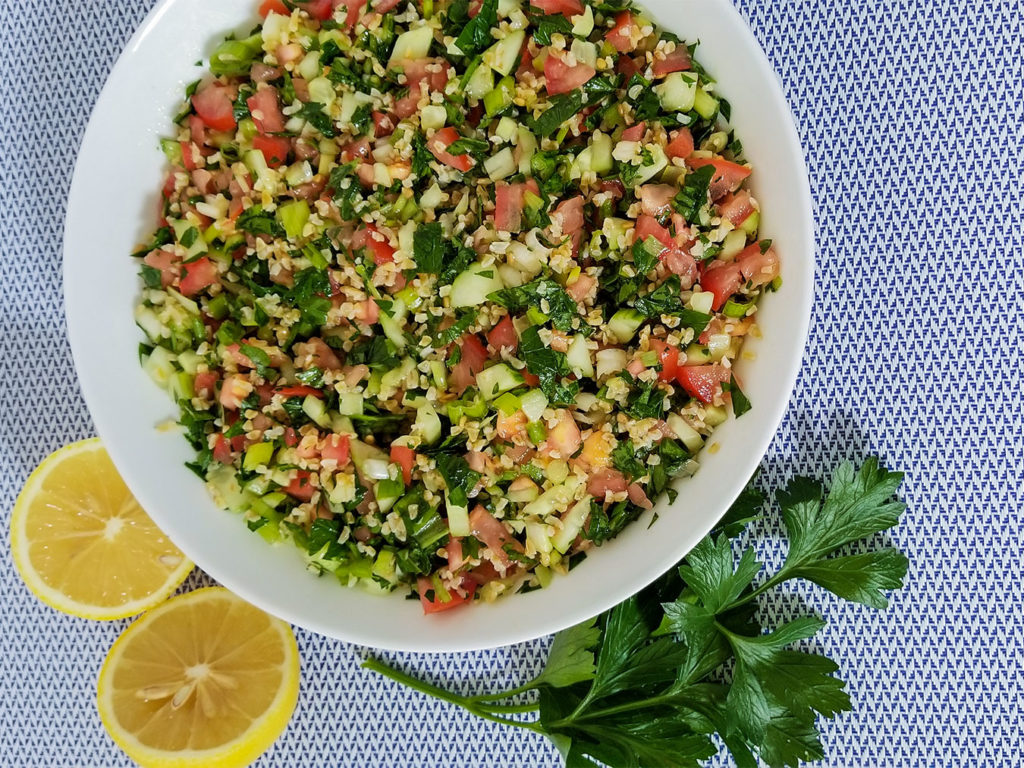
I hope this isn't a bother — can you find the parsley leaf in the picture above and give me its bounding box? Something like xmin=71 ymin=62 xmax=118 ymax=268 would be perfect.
xmin=634 ymin=275 xmax=712 ymax=333
xmin=236 ymin=206 xmax=284 ymax=238
xmin=488 ymin=279 xmax=581 ymax=333
xmin=518 ymin=325 xmax=579 ymax=405
xmin=413 ymin=222 xmax=446 ymax=273
xmin=453 ymin=0 xmax=497 ymax=57
xmin=673 ymin=164 xmax=715 ymax=223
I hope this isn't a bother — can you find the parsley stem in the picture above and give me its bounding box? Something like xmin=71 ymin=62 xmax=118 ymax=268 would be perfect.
xmin=361 ymin=659 xmax=544 ymax=733
xmin=477 ymin=701 xmax=541 ymax=714
xmin=466 ymin=683 xmax=534 ymax=702
xmin=729 ymin=572 xmax=788 ymax=609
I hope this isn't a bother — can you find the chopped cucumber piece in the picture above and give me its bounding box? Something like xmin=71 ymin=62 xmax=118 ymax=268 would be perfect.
xmin=492 ymin=391 xmax=522 ymax=415
xmin=414 ymin=401 xmax=442 ymax=444
xmin=519 ymin=388 xmax=549 ymax=422
xmin=450 ymin=262 xmax=506 ymax=307
xmin=740 ymin=209 xmax=760 ymax=237
xmin=483 ymin=29 xmax=525 ymax=76
xmin=667 ymin=413 xmax=704 ymax=453
xmin=475 ymin=363 xmax=525 ymax=400
xmin=464 ymin=63 xmax=495 ymax=100
xmin=170 ymin=219 xmax=208 ymax=261
xmin=572 ymin=5 xmax=595 ymax=36
xmin=142 ymin=346 xmax=177 ymax=389
xmin=446 ymin=493 xmax=471 ymax=537
xmin=495 ymin=116 xmax=518 ymax=142
xmin=484 ymin=146 xmax=517 ymax=180
xmin=243 ymin=442 xmax=275 ymax=471
xmin=704 ymin=404 xmax=728 ymax=426
xmin=525 ymin=520 xmax=553 ymax=555
xmin=521 ymin=476 xmax=582 ymax=519
xmin=337 ymin=390 xmax=364 ymax=416
xmin=302 ymin=394 xmax=331 ymax=428
xmin=277 ymin=199 xmax=309 ymax=240
xmin=372 ymin=548 xmax=399 ymax=584
xmin=628 ymin=144 xmax=669 ymax=186
xmin=517 ymin=127 xmax=538 ymax=174
xmin=720 ymin=229 xmax=748 ymax=260
xmin=567 ymin=334 xmax=594 ymax=379
xmin=608 ymin=308 xmax=645 ymax=343
xmin=689 ymin=290 xmax=715 ymax=315
xmin=389 ymin=25 xmax=435 ymax=66
xmin=420 ymin=104 xmax=447 ymax=131
xmin=693 ymin=86 xmax=720 ymax=119
xmin=551 ymin=496 xmax=592 ymax=553
xmin=655 ymin=72 xmax=697 ymax=112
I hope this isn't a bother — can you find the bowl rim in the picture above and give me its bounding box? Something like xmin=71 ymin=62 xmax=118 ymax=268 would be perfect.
xmin=63 ymin=0 xmax=814 ymax=652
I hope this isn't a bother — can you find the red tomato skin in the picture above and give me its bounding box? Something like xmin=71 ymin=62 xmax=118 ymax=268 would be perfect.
xmin=487 ymin=315 xmax=518 ymax=351
xmin=653 ymin=47 xmax=692 ymax=77
xmin=544 ymin=55 xmax=596 ymax=95
xmin=635 ymin=215 xmax=672 ymax=250
xmin=700 ymin=261 xmax=743 ymax=311
xmin=418 ymin=577 xmax=476 ymax=614
xmin=649 ymin=339 xmax=679 ymax=382
xmin=212 ymin=435 xmax=233 ymax=464
xmin=285 ymin=471 xmax=317 ymax=501
xmin=531 ymin=0 xmax=584 ymax=16
xmin=191 ymin=85 xmax=237 ymax=133
xmin=259 ymin=0 xmax=290 ymax=16
xmin=449 ymin=334 xmax=489 ymax=394
xmin=607 ymin=11 xmax=636 ymax=52
xmin=338 ymin=0 xmax=365 ymax=27
xmin=390 ymin=445 xmax=416 ymax=485
xmin=294 ymin=0 xmax=334 ymax=20
xmin=252 ymin=134 xmax=291 ymax=168
xmin=428 ymin=127 xmax=474 ymax=172
xmin=666 ymin=128 xmax=695 ymax=160
xmin=676 ymin=364 xmax=730 ymax=403
xmin=686 ymin=157 xmax=752 ymax=200
xmin=362 ymin=223 xmax=396 ymax=264
xmin=275 ymin=385 xmax=323 ymax=399
xmin=555 ymin=195 xmax=585 ymax=256
xmin=621 ymin=122 xmax=646 ymax=142
xmin=321 ymin=434 xmax=351 ymax=466
xmin=246 ymin=88 xmax=286 ymax=134
xmin=194 ymin=371 xmax=219 ymax=398
xmin=179 ymin=257 xmax=219 ymax=297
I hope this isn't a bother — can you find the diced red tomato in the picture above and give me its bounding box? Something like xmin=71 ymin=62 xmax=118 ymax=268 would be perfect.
xmin=283 ymin=427 xmax=300 ymax=448
xmin=494 ymin=184 xmax=524 ymax=233
xmin=530 ymin=0 xmax=583 ymax=16
xmin=700 ymin=261 xmax=743 ymax=311
xmin=587 ymin=467 xmax=629 ymax=497
xmin=616 ymin=53 xmax=641 ymax=79
xmin=543 ymin=409 xmax=582 ymax=459
xmin=418 ymin=577 xmax=476 ymax=614
xmin=544 ymin=54 xmax=596 ymax=95
xmin=429 ymin=127 xmax=474 ymax=173
xmin=621 ymin=121 xmax=646 ymax=142
xmin=521 ymin=371 xmax=540 ymax=387
xmin=338 ymin=0 xmax=366 ymax=28
xmin=607 ymin=11 xmax=637 ymax=52
xmin=662 ymin=247 xmax=698 ymax=288
xmin=276 ymin=385 xmax=323 ymax=399
xmin=194 ymin=371 xmax=219 ymax=398
xmin=187 ymin=114 xmax=208 ymax=148
xmin=649 ymin=339 xmax=679 ymax=382
xmin=652 ymin=47 xmax=692 ymax=77
xmin=340 ymin=137 xmax=372 ymax=163
xmin=736 ymin=243 xmax=780 ymax=286
xmin=191 ymin=84 xmax=237 ymax=133
xmin=390 ymin=444 xmax=416 ymax=485
xmin=718 ymin=190 xmax=754 ymax=226
xmin=360 ymin=223 xmax=395 ymax=265
xmin=676 ymin=364 xmax=730 ymax=404
xmin=628 ymin=483 xmax=653 ymax=509
xmin=566 ymin=273 xmax=596 ymax=303
xmin=487 ymin=315 xmax=518 ymax=351
xmin=469 ymin=505 xmax=523 ymax=565
xmin=219 ymin=375 xmax=252 ymax=410
xmin=449 ymin=333 xmax=489 ymax=394
xmin=259 ymin=0 xmax=290 ymax=16
xmin=285 ymin=471 xmax=317 ymax=501
xmin=374 ymin=0 xmax=403 ymax=11
xmin=321 ymin=434 xmax=351 ymax=466
xmin=292 ymin=0 xmax=333 ymax=19
xmin=402 ymin=58 xmax=451 ymax=92
xmin=179 ymin=257 xmax=219 ymax=297
xmin=687 ymin=156 xmax=752 ymax=200
xmin=635 ymin=214 xmax=672 ymax=250
xmin=371 ymin=110 xmax=395 ymax=137
xmin=143 ymin=248 xmax=179 ymax=287
xmin=555 ymin=196 xmax=584 ymax=257
xmin=666 ymin=128 xmax=695 ymax=160
xmin=213 ymin=434 xmax=233 ymax=464
xmin=447 ymin=538 xmax=464 ymax=572
xmin=252 ymin=134 xmax=291 ymax=168
xmin=247 ymin=88 xmax=286 ymax=134
xmin=638 ymin=184 xmax=675 ymax=217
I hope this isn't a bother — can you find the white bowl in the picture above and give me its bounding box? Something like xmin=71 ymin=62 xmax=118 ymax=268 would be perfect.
xmin=64 ymin=0 xmax=813 ymax=652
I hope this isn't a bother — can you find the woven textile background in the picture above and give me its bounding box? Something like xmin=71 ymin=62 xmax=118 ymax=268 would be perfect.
xmin=1 ymin=0 xmax=1021 ymax=765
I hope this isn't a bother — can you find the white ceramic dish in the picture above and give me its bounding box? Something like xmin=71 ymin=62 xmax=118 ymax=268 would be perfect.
xmin=64 ymin=0 xmax=813 ymax=652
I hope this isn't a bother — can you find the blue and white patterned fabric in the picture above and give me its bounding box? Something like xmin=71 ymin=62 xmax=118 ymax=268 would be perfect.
xmin=1 ymin=1 xmax=1021 ymax=765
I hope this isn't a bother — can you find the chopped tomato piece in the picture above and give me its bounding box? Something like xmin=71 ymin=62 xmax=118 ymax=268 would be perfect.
xmin=275 ymin=385 xmax=323 ymax=399
xmin=621 ymin=121 xmax=646 ymax=142
xmin=191 ymin=84 xmax=237 ymax=133
xmin=607 ymin=11 xmax=637 ymax=52
xmin=587 ymin=467 xmax=629 ymax=497
xmin=374 ymin=0 xmax=403 ymax=10
xmin=543 ymin=409 xmax=582 ymax=459
xmin=179 ymin=257 xmax=219 ymax=297
xmin=194 ymin=371 xmax=219 ymax=398
xmin=649 ymin=339 xmax=679 ymax=382
xmin=371 ymin=110 xmax=395 ymax=137
xmin=666 ymin=128 xmax=695 ymax=160
xmin=676 ymin=364 xmax=730 ymax=403
xmin=687 ymin=156 xmax=752 ymax=200
xmin=494 ymin=184 xmax=525 ymax=233
xmin=246 ymin=88 xmax=286 ymax=134
xmin=283 ymin=427 xmax=300 ymax=448
xmin=653 ymin=47 xmax=692 ymax=77
xmin=338 ymin=0 xmax=366 ymax=27
xmin=321 ymin=434 xmax=350 ymax=466
xmin=638 ymin=184 xmax=675 ymax=217
xmin=359 ymin=223 xmax=395 ymax=265
xmin=418 ymin=577 xmax=476 ymax=614
xmin=428 ymin=127 xmax=474 ymax=173
xmin=252 ymin=134 xmax=291 ymax=168
xmin=699 ymin=261 xmax=743 ymax=311
xmin=662 ymin=248 xmax=697 ymax=287
xmin=469 ymin=505 xmax=523 ymax=565
xmin=718 ymin=190 xmax=755 ymax=226
xmin=258 ymin=0 xmax=290 ymax=16
xmin=544 ymin=54 xmax=596 ymax=95
xmin=285 ymin=471 xmax=317 ymax=502
xmin=212 ymin=434 xmax=233 ymax=464
xmin=554 ymin=195 xmax=584 ymax=256
xmin=487 ymin=315 xmax=518 ymax=351
xmin=635 ymin=214 xmax=672 ymax=250
xmin=449 ymin=333 xmax=489 ymax=394
xmin=292 ymin=0 xmax=333 ymax=20
xmin=143 ymin=248 xmax=179 ymax=287
xmin=530 ymin=0 xmax=583 ymax=16
xmin=390 ymin=445 xmax=416 ymax=485
xmin=566 ymin=273 xmax=596 ymax=303
xmin=736 ymin=243 xmax=780 ymax=287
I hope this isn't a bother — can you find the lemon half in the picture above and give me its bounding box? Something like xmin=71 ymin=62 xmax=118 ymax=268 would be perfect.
xmin=10 ymin=438 xmax=193 ymax=619
xmin=97 ymin=587 xmax=300 ymax=768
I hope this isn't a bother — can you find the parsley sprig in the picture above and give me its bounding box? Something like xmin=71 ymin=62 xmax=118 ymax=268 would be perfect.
xmin=364 ymin=458 xmax=908 ymax=767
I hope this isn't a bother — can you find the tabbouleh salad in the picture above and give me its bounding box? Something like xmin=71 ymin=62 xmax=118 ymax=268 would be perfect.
xmin=133 ymin=0 xmax=780 ymax=613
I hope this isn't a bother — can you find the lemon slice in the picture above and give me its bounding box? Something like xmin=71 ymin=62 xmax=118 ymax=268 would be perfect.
xmin=97 ymin=587 xmax=300 ymax=768
xmin=9 ymin=438 xmax=194 ymax=620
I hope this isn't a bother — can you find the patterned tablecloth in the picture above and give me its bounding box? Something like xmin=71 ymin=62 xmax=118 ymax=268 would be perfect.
xmin=1 ymin=1 xmax=1021 ymax=765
